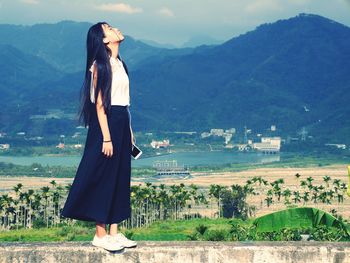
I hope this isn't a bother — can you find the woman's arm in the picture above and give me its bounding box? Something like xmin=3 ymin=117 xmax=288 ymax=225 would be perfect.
xmin=96 ymin=89 xmax=111 ymax=142
xmin=93 ymin=66 xmax=111 ymax=141
xmin=93 ymin=66 xmax=113 ymax=157
xmin=127 ymin=106 xmax=135 ymax=145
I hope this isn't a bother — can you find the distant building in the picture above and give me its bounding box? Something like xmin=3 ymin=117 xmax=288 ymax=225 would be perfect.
xmin=202 ymin=128 xmax=235 ymax=140
xmin=225 ymin=128 xmax=236 ymax=134
xmin=253 ymin=137 xmax=281 ymax=153
xmin=0 ymin=144 xmax=10 ymax=150
xmin=224 ymin=134 xmax=233 ymax=144
xmin=27 ymin=136 xmax=43 ymax=141
xmin=72 ymin=132 xmax=81 ymax=138
xmin=201 ymin=132 xmax=211 ymax=138
xmin=173 ymin=131 xmax=197 ymax=135
xmin=325 ymin=144 xmax=346 ymax=150
xmin=225 ymin=143 xmax=234 ymax=149
xmin=56 ymin=143 xmax=65 ymax=149
xmin=151 ymin=139 xmax=170 ymax=149
xmin=210 ymin=129 xmax=224 ymax=136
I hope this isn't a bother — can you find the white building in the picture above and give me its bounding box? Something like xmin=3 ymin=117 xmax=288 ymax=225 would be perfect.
xmin=253 ymin=137 xmax=281 ymax=153
xmin=201 ymin=132 xmax=211 ymax=138
xmin=224 ymin=134 xmax=233 ymax=144
xmin=325 ymin=144 xmax=346 ymax=150
xmin=0 ymin=144 xmax=10 ymax=150
xmin=210 ymin=129 xmax=224 ymax=136
xmin=151 ymin=139 xmax=170 ymax=149
xmin=225 ymin=128 xmax=236 ymax=134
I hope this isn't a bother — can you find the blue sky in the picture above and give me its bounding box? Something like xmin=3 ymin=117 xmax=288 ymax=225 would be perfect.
xmin=1 ymin=0 xmax=350 ymax=46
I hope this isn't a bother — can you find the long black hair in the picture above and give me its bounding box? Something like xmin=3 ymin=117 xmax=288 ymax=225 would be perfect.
xmin=77 ymin=22 xmax=129 ymax=128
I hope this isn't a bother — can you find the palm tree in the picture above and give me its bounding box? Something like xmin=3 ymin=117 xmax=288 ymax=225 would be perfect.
xmin=40 ymin=186 xmax=51 ymax=228
xmin=300 ymin=180 xmax=307 ymax=189
xmin=156 ymin=184 xmax=169 ymax=220
xmin=178 ymin=188 xmax=191 ymax=219
xmin=323 ymin=176 xmax=331 ymax=188
xmin=306 ymin=176 xmax=314 ymax=191
xmin=311 ymin=186 xmax=319 ymax=204
xmin=24 ymin=189 xmax=35 ymax=228
xmin=13 ymin=183 xmax=23 ymax=195
xmin=196 ymin=192 xmax=208 ymax=218
xmin=302 ymin=191 xmax=310 ymax=205
xmin=0 ymin=194 xmax=14 ymax=230
xmin=209 ymin=184 xmax=227 ymax=218
xmin=12 ymin=183 xmax=23 ymax=229
xmin=250 ymin=176 xmax=268 ymax=209
xmin=265 ymin=189 xmax=274 ymax=207
xmin=294 ymin=173 xmax=301 ymax=179
xmin=282 ymin=189 xmax=291 ymax=205
xmin=188 ymin=184 xmax=199 ymax=219
xmin=271 ymin=179 xmax=283 ymax=201
xmin=292 ymin=191 xmax=301 ymax=204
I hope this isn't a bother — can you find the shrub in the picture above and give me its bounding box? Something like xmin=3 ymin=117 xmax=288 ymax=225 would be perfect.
xmin=310 ymin=225 xmax=350 ymax=241
xmin=32 ymin=218 xmax=46 ymax=229
xmin=204 ymin=229 xmax=227 ymax=241
xmin=195 ymin=224 xmax=208 ymax=235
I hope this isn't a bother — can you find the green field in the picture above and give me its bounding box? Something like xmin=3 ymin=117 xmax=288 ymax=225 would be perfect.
xmin=0 ymin=218 xmax=233 ymax=242
xmin=1 ymin=216 xmax=350 ymax=242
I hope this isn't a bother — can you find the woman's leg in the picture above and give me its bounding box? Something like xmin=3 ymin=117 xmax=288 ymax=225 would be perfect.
xmin=109 ymin=223 xmax=118 ymax=235
xmin=96 ymin=222 xmax=107 ymax=237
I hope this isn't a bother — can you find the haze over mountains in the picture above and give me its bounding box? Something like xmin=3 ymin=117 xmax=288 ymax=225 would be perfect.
xmin=0 ymin=13 xmax=349 ymax=144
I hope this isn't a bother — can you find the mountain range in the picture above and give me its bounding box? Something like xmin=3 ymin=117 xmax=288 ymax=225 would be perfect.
xmin=0 ymin=13 xmax=349 ymax=144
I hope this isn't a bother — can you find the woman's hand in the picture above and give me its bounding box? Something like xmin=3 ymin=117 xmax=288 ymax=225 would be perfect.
xmin=102 ymin=141 xmax=113 ymax=157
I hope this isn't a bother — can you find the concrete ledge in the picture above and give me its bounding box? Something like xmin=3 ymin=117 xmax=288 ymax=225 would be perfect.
xmin=1 ymin=241 xmax=350 ymax=263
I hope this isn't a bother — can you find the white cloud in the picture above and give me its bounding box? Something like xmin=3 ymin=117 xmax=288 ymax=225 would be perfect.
xmin=95 ymin=3 xmax=142 ymax=14
xmin=245 ymin=0 xmax=283 ymax=14
xmin=20 ymin=0 xmax=39 ymax=4
xmin=158 ymin=7 xmax=175 ymax=17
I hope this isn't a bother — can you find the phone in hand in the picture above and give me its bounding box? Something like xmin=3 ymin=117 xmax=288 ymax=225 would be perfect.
xmin=131 ymin=143 xmax=142 ymax=159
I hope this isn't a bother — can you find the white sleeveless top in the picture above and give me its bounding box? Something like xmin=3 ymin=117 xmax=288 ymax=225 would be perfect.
xmin=89 ymin=57 xmax=130 ymax=106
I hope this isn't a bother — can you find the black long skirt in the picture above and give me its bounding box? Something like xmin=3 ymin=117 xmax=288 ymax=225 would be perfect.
xmin=61 ymin=104 xmax=132 ymax=224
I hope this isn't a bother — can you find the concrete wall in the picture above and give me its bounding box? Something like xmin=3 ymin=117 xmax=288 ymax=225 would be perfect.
xmin=1 ymin=241 xmax=350 ymax=263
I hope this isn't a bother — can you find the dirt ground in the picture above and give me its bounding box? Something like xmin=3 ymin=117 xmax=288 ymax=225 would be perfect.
xmin=1 ymin=164 xmax=349 ymax=220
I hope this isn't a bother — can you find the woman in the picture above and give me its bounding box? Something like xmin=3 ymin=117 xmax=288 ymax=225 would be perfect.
xmin=61 ymin=22 xmax=137 ymax=252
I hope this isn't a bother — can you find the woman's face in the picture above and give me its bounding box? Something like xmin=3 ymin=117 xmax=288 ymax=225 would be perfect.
xmin=102 ymin=23 xmax=125 ymax=44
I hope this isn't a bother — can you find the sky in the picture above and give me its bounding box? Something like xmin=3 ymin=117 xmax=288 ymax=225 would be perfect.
xmin=1 ymin=0 xmax=350 ymax=47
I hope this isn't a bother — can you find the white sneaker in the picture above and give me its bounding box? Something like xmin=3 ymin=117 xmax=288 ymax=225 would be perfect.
xmin=110 ymin=232 xmax=137 ymax=248
xmin=91 ymin=234 xmax=124 ymax=251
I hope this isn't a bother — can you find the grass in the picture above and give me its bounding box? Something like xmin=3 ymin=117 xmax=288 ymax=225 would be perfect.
xmin=0 ymin=218 xmax=235 ymax=242
xmin=1 ymin=216 xmax=349 ymax=242
xmin=0 ymin=225 xmax=94 ymax=242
